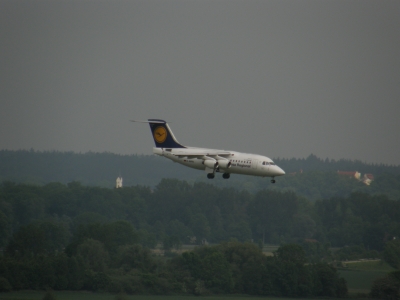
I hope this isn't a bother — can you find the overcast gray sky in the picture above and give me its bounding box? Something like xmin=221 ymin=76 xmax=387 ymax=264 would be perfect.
xmin=1 ymin=0 xmax=399 ymax=165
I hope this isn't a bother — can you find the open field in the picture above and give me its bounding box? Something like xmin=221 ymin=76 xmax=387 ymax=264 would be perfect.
xmin=150 ymin=243 xmax=280 ymax=257
xmin=338 ymin=260 xmax=395 ymax=295
xmin=339 ymin=269 xmax=386 ymax=295
xmin=0 ymin=291 xmax=342 ymax=300
xmin=262 ymin=244 xmax=279 ymax=256
xmin=342 ymin=259 xmax=394 ymax=272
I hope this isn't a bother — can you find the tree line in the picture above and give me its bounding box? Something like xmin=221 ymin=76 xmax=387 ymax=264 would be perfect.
xmin=1 ymin=179 xmax=400 ymax=250
xmin=0 ymin=230 xmax=347 ymax=297
xmin=1 ymin=150 xmax=400 ymax=199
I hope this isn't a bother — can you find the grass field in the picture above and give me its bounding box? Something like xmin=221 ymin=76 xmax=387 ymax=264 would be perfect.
xmin=0 ymin=291 xmax=340 ymax=300
xmin=151 ymin=243 xmax=279 ymax=257
xmin=338 ymin=260 xmax=395 ymax=295
xmin=262 ymin=244 xmax=279 ymax=256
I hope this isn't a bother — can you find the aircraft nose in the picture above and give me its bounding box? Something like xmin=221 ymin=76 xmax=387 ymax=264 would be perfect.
xmin=276 ymin=166 xmax=285 ymax=176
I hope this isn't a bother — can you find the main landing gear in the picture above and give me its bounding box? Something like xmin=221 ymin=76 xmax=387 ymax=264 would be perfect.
xmin=207 ymin=173 xmax=230 ymax=179
xmin=223 ymin=173 xmax=230 ymax=179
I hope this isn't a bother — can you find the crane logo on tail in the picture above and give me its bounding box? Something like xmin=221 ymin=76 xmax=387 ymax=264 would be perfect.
xmin=154 ymin=126 xmax=167 ymax=143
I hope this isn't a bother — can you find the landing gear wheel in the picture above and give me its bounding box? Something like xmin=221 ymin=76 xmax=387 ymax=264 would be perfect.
xmin=271 ymin=179 xmax=276 ymax=183
xmin=222 ymin=173 xmax=230 ymax=179
xmin=207 ymin=173 xmax=215 ymax=179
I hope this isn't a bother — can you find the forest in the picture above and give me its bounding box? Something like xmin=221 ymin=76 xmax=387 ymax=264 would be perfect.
xmin=0 ymin=150 xmax=400 ymax=297
xmin=0 ymin=181 xmax=350 ymax=297
xmin=1 ymin=179 xmax=400 ymax=249
xmin=0 ymin=179 xmax=400 ymax=296
xmin=1 ymin=150 xmax=400 ymax=199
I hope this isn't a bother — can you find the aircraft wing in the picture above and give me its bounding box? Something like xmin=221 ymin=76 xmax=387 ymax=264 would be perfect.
xmin=171 ymin=149 xmax=232 ymax=159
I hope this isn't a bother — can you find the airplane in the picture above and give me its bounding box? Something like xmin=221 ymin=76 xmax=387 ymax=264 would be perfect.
xmin=131 ymin=119 xmax=285 ymax=183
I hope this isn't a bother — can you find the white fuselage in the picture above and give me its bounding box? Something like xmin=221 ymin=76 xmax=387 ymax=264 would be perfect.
xmin=153 ymin=146 xmax=285 ymax=178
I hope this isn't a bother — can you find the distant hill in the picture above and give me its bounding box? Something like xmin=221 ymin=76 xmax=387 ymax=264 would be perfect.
xmin=1 ymin=150 xmax=399 ymax=200
xmin=0 ymin=149 xmax=199 ymax=187
xmin=275 ymin=153 xmax=400 ymax=175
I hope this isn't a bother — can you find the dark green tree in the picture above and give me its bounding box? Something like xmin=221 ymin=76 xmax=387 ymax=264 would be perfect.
xmin=383 ymin=239 xmax=400 ymax=269
xmin=370 ymin=271 xmax=400 ymax=300
xmin=201 ymin=251 xmax=233 ymax=293
xmin=6 ymin=221 xmax=69 ymax=257
xmin=248 ymin=190 xmax=298 ymax=243
xmin=226 ymin=220 xmax=252 ymax=242
xmin=116 ymin=244 xmax=157 ymax=272
xmin=190 ymin=213 xmax=210 ymax=242
xmin=77 ymin=239 xmax=109 ymax=272
xmin=0 ymin=210 xmax=11 ymax=247
xmin=275 ymin=244 xmax=307 ymax=265
xmin=310 ymin=263 xmax=347 ymax=297
xmin=0 ymin=276 xmax=12 ymax=292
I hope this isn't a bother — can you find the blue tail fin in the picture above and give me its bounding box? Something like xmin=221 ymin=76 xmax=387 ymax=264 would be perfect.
xmin=147 ymin=119 xmax=186 ymax=148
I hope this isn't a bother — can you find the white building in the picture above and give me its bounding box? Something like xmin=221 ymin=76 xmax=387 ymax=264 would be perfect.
xmin=116 ymin=177 xmax=123 ymax=188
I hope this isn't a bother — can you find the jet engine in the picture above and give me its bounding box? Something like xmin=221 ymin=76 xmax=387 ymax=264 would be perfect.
xmin=203 ymin=158 xmax=217 ymax=169
xmin=217 ymin=159 xmax=231 ymax=169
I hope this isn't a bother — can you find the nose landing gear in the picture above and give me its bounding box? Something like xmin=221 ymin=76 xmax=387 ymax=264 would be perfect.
xmin=271 ymin=177 xmax=276 ymax=183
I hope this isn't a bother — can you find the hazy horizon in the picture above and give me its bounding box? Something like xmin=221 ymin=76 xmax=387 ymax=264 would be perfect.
xmin=2 ymin=148 xmax=399 ymax=168
xmin=1 ymin=0 xmax=399 ymax=165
